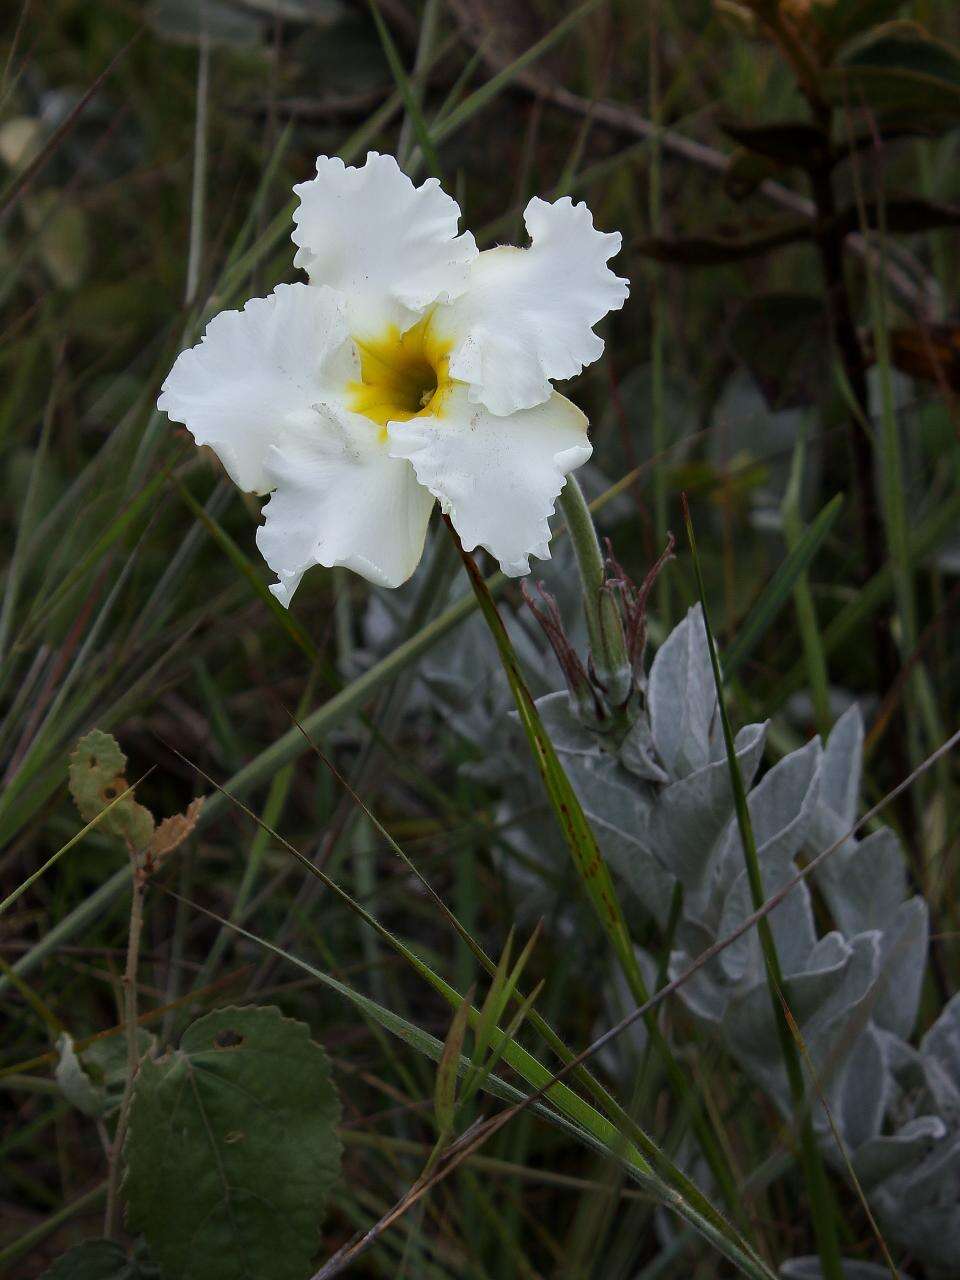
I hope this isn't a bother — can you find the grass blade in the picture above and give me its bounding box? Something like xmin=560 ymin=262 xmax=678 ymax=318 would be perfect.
xmin=682 ymin=496 xmax=843 ymax=1280
xmin=447 ymin=517 xmax=744 ymax=1222
xmin=724 ymin=492 xmax=843 ymax=682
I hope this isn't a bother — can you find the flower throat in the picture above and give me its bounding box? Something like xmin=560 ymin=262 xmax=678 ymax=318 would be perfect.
xmin=348 ymin=313 xmax=453 ymax=432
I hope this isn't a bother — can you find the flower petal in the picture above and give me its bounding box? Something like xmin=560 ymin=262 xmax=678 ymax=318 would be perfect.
xmin=440 ymin=196 xmax=629 ymax=416
xmin=158 ymin=283 xmax=353 ymax=494
xmin=387 ymin=386 xmax=590 ymax=576
xmin=292 ymin=152 xmax=478 ymax=335
xmin=257 ymin=405 xmax=435 ymax=602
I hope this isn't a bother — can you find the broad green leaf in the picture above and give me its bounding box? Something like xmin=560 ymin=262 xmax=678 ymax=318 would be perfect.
xmin=39 ymin=1239 xmax=157 ymax=1279
xmin=124 ymin=1005 xmax=342 ymax=1280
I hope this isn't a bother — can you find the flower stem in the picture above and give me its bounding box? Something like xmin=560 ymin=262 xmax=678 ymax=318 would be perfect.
xmin=557 ymin=475 xmax=631 ymax=705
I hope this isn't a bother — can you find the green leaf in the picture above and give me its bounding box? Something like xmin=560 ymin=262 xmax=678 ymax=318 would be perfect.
xmin=820 ymin=23 xmax=960 ymax=120
xmin=435 ymin=988 xmax=472 ymax=1134
xmin=68 ymin=730 xmax=155 ymax=852
xmin=39 ymin=1239 xmax=156 ymax=1279
xmin=124 ymin=1005 xmax=342 ymax=1280
xmin=179 ymin=904 xmax=776 ymax=1280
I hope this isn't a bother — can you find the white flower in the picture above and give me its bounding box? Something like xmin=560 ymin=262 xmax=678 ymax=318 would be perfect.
xmin=159 ymin=152 xmax=628 ymax=605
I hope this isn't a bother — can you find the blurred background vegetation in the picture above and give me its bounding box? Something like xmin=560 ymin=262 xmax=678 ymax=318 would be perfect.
xmin=2 ymin=0 xmax=960 ymax=1276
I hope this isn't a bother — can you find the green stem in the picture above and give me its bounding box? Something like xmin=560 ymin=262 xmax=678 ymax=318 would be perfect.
xmin=648 ymin=0 xmax=670 ymax=625
xmin=104 ymin=857 xmax=145 ymax=1240
xmin=558 ymin=474 xmax=631 ymax=704
xmin=449 ymin=517 xmax=745 ymax=1227
xmin=684 ymin=505 xmax=843 ymax=1280
xmin=0 ymin=1182 xmax=107 ymax=1270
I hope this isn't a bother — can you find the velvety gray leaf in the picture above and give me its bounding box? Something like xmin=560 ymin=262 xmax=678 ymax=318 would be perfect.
xmin=717 ymin=863 xmax=817 ymax=984
xmin=712 ymin=735 xmax=822 ymax=913
xmin=648 ymin=605 xmax=717 ymax=778
xmin=793 ymin=931 xmax=880 ymax=1037
xmin=648 ymin=722 xmax=766 ymax=897
xmin=811 ymin=824 xmax=907 ymax=937
xmin=55 ymin=1032 xmax=106 ymax=1118
xmin=870 ymin=1132 xmax=960 ymax=1276
xmin=147 ymin=0 xmax=263 ymax=47
xmin=535 ymin=691 xmax=600 ymax=755
xmin=723 ymin=932 xmax=880 ymax=1109
xmin=779 ymin=1258 xmax=913 ymax=1280
xmin=746 ymin=734 xmax=822 ymax=856
xmin=878 ymin=1126 xmax=960 ymax=1205
xmin=853 ymin=1115 xmax=947 ymax=1188
xmin=820 ymin=703 xmax=864 ymax=824
xmin=619 ymin=713 xmax=669 ymax=783
xmin=835 ymin=1022 xmax=888 ymax=1149
xmin=921 ymin=991 xmax=960 ymax=1081
xmin=557 ymin=747 xmax=677 ymax=925
xmin=873 ymin=896 xmax=929 ymax=1038
xmin=881 ymin=1030 xmax=960 ymax=1119
xmin=670 ymin=917 xmax=733 ymax=1023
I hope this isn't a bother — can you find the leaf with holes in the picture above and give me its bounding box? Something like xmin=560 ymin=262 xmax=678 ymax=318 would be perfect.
xmin=124 ymin=1005 xmax=341 ymax=1280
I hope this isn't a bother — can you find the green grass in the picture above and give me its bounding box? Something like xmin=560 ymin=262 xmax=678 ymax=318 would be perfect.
xmin=2 ymin=1 xmax=960 ymax=1276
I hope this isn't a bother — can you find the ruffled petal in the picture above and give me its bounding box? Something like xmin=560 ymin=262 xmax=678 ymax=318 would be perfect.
xmin=256 ymin=405 xmax=435 ymax=602
xmin=292 ymin=152 xmax=478 ymax=336
xmin=387 ymin=386 xmax=590 ymax=576
xmin=158 ymin=283 xmax=354 ymax=494
xmin=440 ymin=196 xmax=629 ymax=416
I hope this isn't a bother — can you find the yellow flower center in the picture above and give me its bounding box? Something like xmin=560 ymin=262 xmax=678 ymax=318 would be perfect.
xmin=348 ymin=313 xmax=453 ymax=434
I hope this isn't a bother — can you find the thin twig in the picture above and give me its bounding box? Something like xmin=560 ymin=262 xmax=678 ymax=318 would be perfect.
xmin=103 ymin=854 xmax=146 ymax=1239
